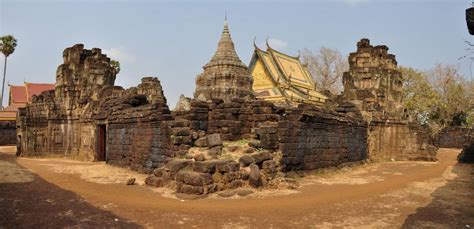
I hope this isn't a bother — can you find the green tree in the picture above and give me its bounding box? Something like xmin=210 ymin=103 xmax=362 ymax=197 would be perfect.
xmin=0 ymin=35 xmax=17 ymax=109
xmin=400 ymin=64 xmax=473 ymax=129
xmin=399 ymin=66 xmax=439 ymax=125
xmin=110 ymin=59 xmax=120 ymax=75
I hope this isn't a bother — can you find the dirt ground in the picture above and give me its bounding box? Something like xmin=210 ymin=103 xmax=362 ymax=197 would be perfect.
xmin=0 ymin=146 xmax=472 ymax=228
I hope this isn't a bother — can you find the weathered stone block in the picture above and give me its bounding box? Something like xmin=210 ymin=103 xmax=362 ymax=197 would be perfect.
xmin=207 ymin=133 xmax=222 ymax=147
xmin=176 ymin=171 xmax=213 ymax=186
xmin=216 ymin=160 xmax=240 ymax=173
xmin=193 ymin=161 xmax=217 ymax=173
xmin=249 ymin=163 xmax=261 ymax=188
xmin=252 ymin=151 xmax=272 ymax=164
xmin=225 ymin=180 xmax=244 ymax=189
xmin=166 ymin=159 xmax=193 ymax=178
xmin=145 ymin=176 xmax=167 ymax=187
xmin=176 ymin=183 xmax=204 ymax=195
xmin=222 ymin=171 xmax=241 ymax=184
xmin=239 ymin=155 xmax=255 ymax=167
xmin=262 ymin=160 xmax=277 ymax=175
xmin=194 ymin=137 xmax=208 ymax=147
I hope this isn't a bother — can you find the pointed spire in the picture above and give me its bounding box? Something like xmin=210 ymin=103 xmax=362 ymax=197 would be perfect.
xmin=194 ymin=16 xmax=253 ymax=103
xmin=203 ymin=15 xmax=246 ymax=69
xmin=222 ymin=15 xmax=230 ymax=40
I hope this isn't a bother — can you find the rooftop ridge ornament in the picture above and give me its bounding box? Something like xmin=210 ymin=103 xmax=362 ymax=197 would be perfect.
xmin=266 ymin=37 xmax=271 ymax=50
xmin=253 ymin=36 xmax=259 ymax=49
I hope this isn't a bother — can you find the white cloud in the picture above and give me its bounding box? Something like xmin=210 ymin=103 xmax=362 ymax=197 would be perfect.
xmin=258 ymin=38 xmax=288 ymax=50
xmin=268 ymin=38 xmax=288 ymax=50
xmin=103 ymin=47 xmax=136 ymax=63
xmin=344 ymin=0 xmax=370 ymax=6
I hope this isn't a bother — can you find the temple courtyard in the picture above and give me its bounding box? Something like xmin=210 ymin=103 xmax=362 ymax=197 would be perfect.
xmin=0 ymin=146 xmax=472 ymax=228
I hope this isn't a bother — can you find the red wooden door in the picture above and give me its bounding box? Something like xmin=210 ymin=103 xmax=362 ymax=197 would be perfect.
xmin=97 ymin=125 xmax=106 ymax=161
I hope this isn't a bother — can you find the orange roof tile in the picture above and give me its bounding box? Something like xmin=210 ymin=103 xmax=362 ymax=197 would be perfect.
xmin=8 ymin=83 xmax=55 ymax=105
xmin=25 ymin=83 xmax=55 ymax=102
xmin=10 ymin=85 xmax=28 ymax=104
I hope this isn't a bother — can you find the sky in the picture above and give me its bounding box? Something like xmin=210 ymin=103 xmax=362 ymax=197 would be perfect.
xmin=0 ymin=0 xmax=471 ymax=108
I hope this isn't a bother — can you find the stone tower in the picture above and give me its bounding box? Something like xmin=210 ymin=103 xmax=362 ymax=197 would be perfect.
xmin=55 ymin=44 xmax=117 ymax=114
xmin=194 ymin=18 xmax=253 ymax=103
xmin=341 ymin=38 xmax=404 ymax=119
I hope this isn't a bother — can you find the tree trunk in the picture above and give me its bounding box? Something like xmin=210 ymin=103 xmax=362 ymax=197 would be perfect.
xmin=0 ymin=57 xmax=7 ymax=110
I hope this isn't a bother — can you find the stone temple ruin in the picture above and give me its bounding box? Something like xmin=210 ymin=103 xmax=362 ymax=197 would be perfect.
xmin=16 ymin=20 xmax=437 ymax=197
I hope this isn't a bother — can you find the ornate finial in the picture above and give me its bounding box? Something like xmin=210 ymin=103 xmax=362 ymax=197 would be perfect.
xmin=224 ymin=12 xmax=229 ymax=28
xmin=266 ymin=37 xmax=271 ymax=50
xmin=253 ymin=37 xmax=258 ymax=49
xmin=223 ymin=13 xmax=229 ymax=33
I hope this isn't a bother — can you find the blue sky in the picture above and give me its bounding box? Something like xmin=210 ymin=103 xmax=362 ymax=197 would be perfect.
xmin=0 ymin=0 xmax=470 ymax=107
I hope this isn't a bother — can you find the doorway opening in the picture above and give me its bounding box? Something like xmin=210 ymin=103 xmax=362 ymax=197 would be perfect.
xmin=97 ymin=125 xmax=107 ymax=161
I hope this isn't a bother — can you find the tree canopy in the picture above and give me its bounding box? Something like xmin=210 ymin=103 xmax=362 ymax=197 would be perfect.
xmin=301 ymin=47 xmax=348 ymax=95
xmin=400 ymin=64 xmax=473 ymax=129
xmin=110 ymin=59 xmax=120 ymax=75
xmin=0 ymin=35 xmax=17 ymax=57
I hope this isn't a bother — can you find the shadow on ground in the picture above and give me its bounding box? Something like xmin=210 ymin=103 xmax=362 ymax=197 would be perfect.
xmin=0 ymin=151 xmax=142 ymax=228
xmin=402 ymin=162 xmax=474 ymax=228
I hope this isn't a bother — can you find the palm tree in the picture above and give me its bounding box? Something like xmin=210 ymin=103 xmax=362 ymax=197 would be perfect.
xmin=0 ymin=35 xmax=17 ymax=109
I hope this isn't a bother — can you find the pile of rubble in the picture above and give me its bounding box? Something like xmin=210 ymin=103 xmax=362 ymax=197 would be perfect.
xmin=144 ymin=132 xmax=293 ymax=198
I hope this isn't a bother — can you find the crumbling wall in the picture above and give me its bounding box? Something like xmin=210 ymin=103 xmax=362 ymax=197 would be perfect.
xmin=18 ymin=93 xmax=57 ymax=157
xmin=436 ymin=127 xmax=473 ymax=148
xmin=207 ymin=99 xmax=279 ymax=141
xmin=338 ymin=38 xmax=438 ymax=162
xmin=368 ymin=122 xmax=437 ymax=161
xmin=171 ymin=98 xmax=279 ymax=143
xmin=342 ymin=38 xmax=404 ymax=120
xmin=0 ymin=121 xmax=16 ymax=145
xmin=278 ymin=105 xmax=368 ymax=171
xmin=107 ymin=121 xmax=172 ymax=173
xmin=95 ymin=87 xmax=173 ymax=172
xmin=17 ymin=44 xmax=118 ymax=160
xmin=172 ymin=99 xmax=368 ymax=172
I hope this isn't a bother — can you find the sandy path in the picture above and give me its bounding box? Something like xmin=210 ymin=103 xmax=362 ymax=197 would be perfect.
xmin=1 ymin=147 xmax=472 ymax=228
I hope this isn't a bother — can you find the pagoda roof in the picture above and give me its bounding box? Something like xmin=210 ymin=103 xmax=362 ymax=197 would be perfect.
xmin=250 ymin=42 xmax=327 ymax=105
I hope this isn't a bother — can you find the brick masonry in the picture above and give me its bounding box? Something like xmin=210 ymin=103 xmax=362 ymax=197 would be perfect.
xmin=0 ymin=121 xmax=16 ymax=146
xmin=436 ymin=127 xmax=474 ymax=148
